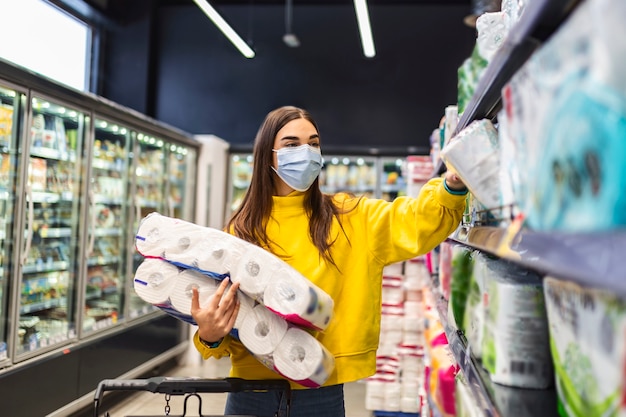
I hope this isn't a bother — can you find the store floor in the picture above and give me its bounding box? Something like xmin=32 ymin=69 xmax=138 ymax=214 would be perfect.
xmin=103 ymin=356 xmax=371 ymax=417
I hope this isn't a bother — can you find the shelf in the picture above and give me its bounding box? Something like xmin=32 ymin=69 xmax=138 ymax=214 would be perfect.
xmin=429 ymin=287 xmax=558 ymax=417
xmin=22 ymin=261 xmax=69 ymax=274
xmin=450 ymin=224 xmax=626 ymax=296
xmin=20 ymin=297 xmax=65 ymax=314
xmin=455 ymin=0 xmax=582 ymax=133
xmin=431 ymin=0 xmax=583 ymax=180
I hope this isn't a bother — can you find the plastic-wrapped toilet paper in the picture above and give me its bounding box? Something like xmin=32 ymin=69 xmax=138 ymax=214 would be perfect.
xmin=234 ymin=293 xmax=256 ymax=334
xmin=169 ymin=269 xmax=219 ymax=315
xmin=273 ymin=327 xmax=335 ymax=388
xmin=238 ymin=304 xmax=289 ymax=356
xmin=135 ymin=212 xmax=335 ymax=332
xmin=135 ymin=212 xmax=208 ymax=260
xmin=133 ymin=258 xmax=180 ymax=304
xmin=229 ymin=245 xmax=283 ymax=301
xmin=135 ymin=212 xmax=238 ymax=278
xmin=441 ymin=119 xmax=501 ymax=210
xmin=264 ymin=272 xmax=333 ymax=331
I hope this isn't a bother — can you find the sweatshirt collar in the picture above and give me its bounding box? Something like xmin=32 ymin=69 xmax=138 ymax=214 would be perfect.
xmin=272 ymin=191 xmax=306 ymax=211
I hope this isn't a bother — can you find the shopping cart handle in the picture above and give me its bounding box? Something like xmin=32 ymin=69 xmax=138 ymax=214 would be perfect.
xmin=93 ymin=377 xmax=292 ymax=417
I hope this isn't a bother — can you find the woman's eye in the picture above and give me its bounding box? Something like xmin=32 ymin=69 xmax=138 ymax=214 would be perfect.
xmin=310 ymin=142 xmax=320 ymax=148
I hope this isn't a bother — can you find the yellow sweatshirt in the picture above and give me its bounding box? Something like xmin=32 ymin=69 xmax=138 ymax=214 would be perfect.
xmin=193 ymin=177 xmax=466 ymax=389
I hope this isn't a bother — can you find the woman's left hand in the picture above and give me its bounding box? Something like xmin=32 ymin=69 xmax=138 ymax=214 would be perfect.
xmin=444 ymin=171 xmax=466 ymax=192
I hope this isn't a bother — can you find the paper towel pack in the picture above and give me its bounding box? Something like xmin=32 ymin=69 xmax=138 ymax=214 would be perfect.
xmin=136 ymin=212 xmax=334 ymax=331
xmin=133 ymin=257 xmax=335 ymax=388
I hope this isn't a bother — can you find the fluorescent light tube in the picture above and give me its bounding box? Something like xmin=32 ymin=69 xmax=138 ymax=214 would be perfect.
xmin=193 ymin=0 xmax=255 ymax=58
xmin=353 ymin=0 xmax=375 ymax=58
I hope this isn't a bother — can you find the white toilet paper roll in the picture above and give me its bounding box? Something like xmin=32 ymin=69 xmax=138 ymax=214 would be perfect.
xmin=135 ymin=213 xmax=206 ymax=258
xmin=273 ymin=327 xmax=335 ymax=388
xmin=234 ymin=292 xmax=256 ymax=332
xmin=238 ymin=304 xmax=288 ymax=356
xmin=133 ymin=258 xmax=179 ymax=304
xmin=169 ymin=269 xmax=219 ymax=315
xmin=192 ymin=237 xmax=245 ymax=276
xmin=263 ymin=270 xmax=334 ymax=331
xmin=230 ymin=246 xmax=283 ymax=301
xmin=136 ymin=212 xmax=236 ymax=278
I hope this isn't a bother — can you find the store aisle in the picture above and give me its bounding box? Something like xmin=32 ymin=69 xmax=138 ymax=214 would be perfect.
xmin=103 ymin=357 xmax=371 ymax=417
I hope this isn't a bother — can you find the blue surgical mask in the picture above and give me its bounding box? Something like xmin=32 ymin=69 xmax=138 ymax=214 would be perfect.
xmin=272 ymin=144 xmax=324 ymax=192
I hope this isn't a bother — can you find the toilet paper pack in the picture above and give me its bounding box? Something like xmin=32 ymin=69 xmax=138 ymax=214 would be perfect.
xmin=136 ymin=212 xmax=334 ymax=331
xmin=133 ymin=258 xmax=335 ymax=388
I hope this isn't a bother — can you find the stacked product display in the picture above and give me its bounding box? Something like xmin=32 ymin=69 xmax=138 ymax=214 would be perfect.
xmin=365 ymin=258 xmax=432 ymax=416
xmin=428 ymin=0 xmax=626 ymax=416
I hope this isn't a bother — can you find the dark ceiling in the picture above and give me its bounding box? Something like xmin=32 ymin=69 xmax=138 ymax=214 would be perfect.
xmin=79 ymin=0 xmax=474 ymax=22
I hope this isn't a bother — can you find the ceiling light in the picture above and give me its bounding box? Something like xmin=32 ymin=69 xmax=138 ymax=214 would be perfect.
xmin=193 ymin=0 xmax=255 ymax=58
xmin=353 ymin=0 xmax=375 ymax=58
xmin=283 ymin=0 xmax=300 ymax=47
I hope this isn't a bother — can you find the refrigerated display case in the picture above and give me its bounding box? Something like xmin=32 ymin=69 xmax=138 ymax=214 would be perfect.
xmin=0 ymin=83 xmax=23 ymax=366
xmin=320 ymin=155 xmax=377 ymax=197
xmin=127 ymin=133 xmax=198 ymax=319
xmin=18 ymin=94 xmax=86 ymax=358
xmin=379 ymin=157 xmax=407 ymax=201
xmin=228 ymin=152 xmax=253 ymax=214
xmin=83 ymin=116 xmax=130 ymax=335
xmin=0 ymin=58 xmax=200 ymax=417
xmin=226 ymin=149 xmax=414 ymax=217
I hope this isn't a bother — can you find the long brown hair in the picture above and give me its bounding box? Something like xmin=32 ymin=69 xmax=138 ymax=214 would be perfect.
xmin=226 ymin=106 xmax=347 ymax=266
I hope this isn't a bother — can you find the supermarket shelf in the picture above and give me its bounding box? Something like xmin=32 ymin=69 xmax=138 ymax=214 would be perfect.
xmin=450 ymin=224 xmax=626 ymax=296
xmin=455 ymin=0 xmax=582 ymax=132
xmin=432 ymin=290 xmax=500 ymax=417
xmin=433 ymin=0 xmax=582 ymax=179
xmin=430 ymin=288 xmax=558 ymax=417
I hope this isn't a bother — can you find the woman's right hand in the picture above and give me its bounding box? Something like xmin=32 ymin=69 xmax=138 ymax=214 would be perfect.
xmin=190 ymin=277 xmax=241 ymax=343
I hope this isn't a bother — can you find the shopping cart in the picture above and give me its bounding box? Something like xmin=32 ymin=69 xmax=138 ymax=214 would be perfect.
xmin=93 ymin=376 xmax=292 ymax=417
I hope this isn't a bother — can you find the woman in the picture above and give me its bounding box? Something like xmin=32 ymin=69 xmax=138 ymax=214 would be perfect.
xmin=190 ymin=106 xmax=467 ymax=417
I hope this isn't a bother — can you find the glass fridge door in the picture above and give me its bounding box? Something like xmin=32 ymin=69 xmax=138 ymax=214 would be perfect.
xmin=82 ymin=117 xmax=131 ymax=335
xmin=166 ymin=143 xmax=196 ymax=221
xmin=17 ymin=95 xmax=86 ymax=358
xmin=379 ymin=157 xmax=407 ymax=201
xmin=0 ymin=83 xmax=25 ymax=363
xmin=228 ymin=152 xmax=253 ymax=216
xmin=127 ymin=131 xmax=167 ymax=319
xmin=319 ymin=155 xmax=377 ymax=197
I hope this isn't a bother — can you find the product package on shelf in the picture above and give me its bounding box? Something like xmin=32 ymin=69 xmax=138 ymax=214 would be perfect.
xmin=440 ymin=119 xmax=503 ymax=213
xmin=481 ymin=258 xmax=552 ymax=389
xmin=437 ymin=241 xmax=452 ymax=301
xmin=455 ymin=372 xmax=483 ymax=417
xmin=448 ymin=245 xmax=475 ymax=332
xmin=543 ymin=276 xmax=626 ymax=417
xmin=457 ymin=45 xmax=488 ymax=115
xmin=503 ymin=0 xmax=626 ymax=232
xmin=135 ymin=212 xmax=333 ymax=331
xmin=476 ymin=11 xmax=508 ymax=62
xmin=133 ymin=257 xmax=335 ymax=388
xmin=462 ymin=251 xmax=490 ymax=361
xmin=424 ymin=288 xmax=459 ymax=417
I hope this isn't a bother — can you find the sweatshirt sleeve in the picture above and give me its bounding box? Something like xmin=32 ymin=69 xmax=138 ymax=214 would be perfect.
xmin=359 ymin=176 xmax=466 ymax=265
xmin=193 ymin=330 xmax=232 ymax=360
